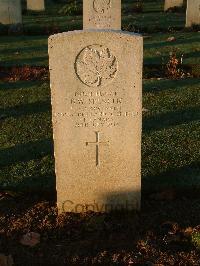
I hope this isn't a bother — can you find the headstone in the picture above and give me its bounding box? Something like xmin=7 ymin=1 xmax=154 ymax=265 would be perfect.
xmin=83 ymin=0 xmax=121 ymax=30
xmin=164 ymin=0 xmax=183 ymax=11
xmin=49 ymin=30 xmax=143 ymax=213
xmin=27 ymin=0 xmax=45 ymax=11
xmin=186 ymin=0 xmax=200 ymax=27
xmin=0 ymin=0 xmax=22 ymax=25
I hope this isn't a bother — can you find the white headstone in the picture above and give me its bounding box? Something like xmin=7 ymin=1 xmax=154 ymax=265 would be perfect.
xmin=0 ymin=0 xmax=22 ymax=25
xmin=49 ymin=30 xmax=143 ymax=213
xmin=164 ymin=0 xmax=183 ymax=11
xmin=27 ymin=0 xmax=45 ymax=11
xmin=83 ymin=0 xmax=121 ymax=30
xmin=186 ymin=0 xmax=200 ymax=27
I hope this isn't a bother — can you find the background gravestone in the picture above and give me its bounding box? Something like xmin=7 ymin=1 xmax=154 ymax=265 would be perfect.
xmin=83 ymin=0 xmax=121 ymax=30
xmin=186 ymin=0 xmax=200 ymax=27
xmin=164 ymin=0 xmax=183 ymax=11
xmin=27 ymin=0 xmax=45 ymax=11
xmin=0 ymin=0 xmax=22 ymax=25
xmin=49 ymin=30 xmax=142 ymax=213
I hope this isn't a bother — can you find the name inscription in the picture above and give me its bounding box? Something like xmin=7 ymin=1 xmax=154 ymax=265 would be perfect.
xmin=55 ymin=90 xmax=138 ymax=128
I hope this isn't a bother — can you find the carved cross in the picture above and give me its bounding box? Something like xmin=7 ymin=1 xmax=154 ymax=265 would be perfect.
xmin=86 ymin=131 xmax=109 ymax=167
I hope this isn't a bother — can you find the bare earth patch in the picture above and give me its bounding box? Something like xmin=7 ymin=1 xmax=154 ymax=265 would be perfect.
xmin=0 ymin=66 xmax=48 ymax=82
xmin=0 ymin=192 xmax=200 ymax=265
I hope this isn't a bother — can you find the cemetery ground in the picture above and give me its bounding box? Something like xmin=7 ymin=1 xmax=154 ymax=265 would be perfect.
xmin=0 ymin=0 xmax=200 ymax=265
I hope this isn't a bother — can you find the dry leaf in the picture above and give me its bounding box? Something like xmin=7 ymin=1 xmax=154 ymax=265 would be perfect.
xmin=143 ymin=35 xmax=152 ymax=39
xmin=167 ymin=36 xmax=176 ymax=42
xmin=161 ymin=221 xmax=179 ymax=235
xmin=183 ymin=227 xmax=193 ymax=237
xmin=20 ymin=232 xmax=40 ymax=247
xmin=0 ymin=254 xmax=14 ymax=266
xmin=142 ymin=107 xmax=149 ymax=113
xmin=156 ymin=51 xmax=162 ymax=55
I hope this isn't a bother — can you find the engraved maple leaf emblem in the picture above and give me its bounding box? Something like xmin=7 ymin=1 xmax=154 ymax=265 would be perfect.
xmin=75 ymin=45 xmax=118 ymax=87
xmin=93 ymin=0 xmax=111 ymax=14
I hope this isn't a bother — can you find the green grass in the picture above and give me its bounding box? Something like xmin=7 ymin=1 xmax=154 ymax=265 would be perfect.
xmin=0 ymin=36 xmax=47 ymax=66
xmin=0 ymin=0 xmax=199 ymax=194
xmin=0 ymin=78 xmax=199 ymax=193
xmin=122 ymin=11 xmax=185 ymax=32
xmin=143 ymin=78 xmax=200 ymax=191
xmin=144 ymin=32 xmax=200 ymax=65
xmin=0 ymin=81 xmax=54 ymax=192
xmin=0 ymin=32 xmax=199 ymax=67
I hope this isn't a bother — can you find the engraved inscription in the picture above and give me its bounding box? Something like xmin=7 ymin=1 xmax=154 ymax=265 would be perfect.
xmin=86 ymin=131 xmax=109 ymax=167
xmin=91 ymin=15 xmax=112 ymax=28
xmin=55 ymin=90 xmax=139 ymax=129
xmin=88 ymin=0 xmax=113 ymax=29
xmin=75 ymin=45 xmax=118 ymax=87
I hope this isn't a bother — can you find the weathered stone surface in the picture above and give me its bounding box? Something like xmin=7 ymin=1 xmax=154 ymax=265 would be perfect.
xmin=164 ymin=0 xmax=183 ymax=11
xmin=186 ymin=0 xmax=200 ymax=27
xmin=49 ymin=30 xmax=142 ymax=213
xmin=83 ymin=0 xmax=121 ymax=30
xmin=0 ymin=0 xmax=22 ymax=25
xmin=27 ymin=0 xmax=45 ymax=11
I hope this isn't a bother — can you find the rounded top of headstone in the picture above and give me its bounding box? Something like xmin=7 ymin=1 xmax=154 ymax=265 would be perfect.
xmin=48 ymin=30 xmax=143 ymax=42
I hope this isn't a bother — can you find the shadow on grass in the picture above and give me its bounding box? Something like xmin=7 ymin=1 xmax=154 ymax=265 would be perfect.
xmin=143 ymin=78 xmax=200 ymax=93
xmin=0 ymin=138 xmax=53 ymax=167
xmin=0 ymin=80 xmax=44 ymax=90
xmin=184 ymin=51 xmax=200 ymax=59
xmin=2 ymin=45 xmax=47 ymax=54
xmin=143 ymin=106 xmax=200 ymax=132
xmin=143 ymin=161 xmax=200 ymax=195
xmin=0 ymin=100 xmax=51 ymax=119
xmin=0 ymin=36 xmax=46 ymax=45
xmin=144 ymin=36 xmax=200 ymax=49
xmin=14 ymin=173 xmax=56 ymax=196
xmin=0 ymin=56 xmax=47 ymax=67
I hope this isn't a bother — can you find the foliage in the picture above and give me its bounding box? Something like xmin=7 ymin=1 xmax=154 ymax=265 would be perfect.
xmin=165 ymin=6 xmax=186 ymax=13
xmin=123 ymin=0 xmax=143 ymax=14
xmin=58 ymin=0 xmax=82 ymax=15
xmin=192 ymin=231 xmax=200 ymax=250
xmin=132 ymin=0 xmax=143 ymax=13
xmin=164 ymin=50 xmax=185 ymax=79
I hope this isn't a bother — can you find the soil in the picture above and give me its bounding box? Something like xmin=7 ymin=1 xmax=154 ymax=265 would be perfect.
xmin=0 ymin=66 xmax=48 ymax=82
xmin=0 ymin=191 xmax=200 ymax=266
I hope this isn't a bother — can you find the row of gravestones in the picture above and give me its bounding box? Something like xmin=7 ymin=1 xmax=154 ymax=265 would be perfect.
xmin=0 ymin=0 xmax=199 ymax=27
xmin=0 ymin=0 xmax=45 ymax=26
xmin=165 ymin=0 xmax=200 ymax=27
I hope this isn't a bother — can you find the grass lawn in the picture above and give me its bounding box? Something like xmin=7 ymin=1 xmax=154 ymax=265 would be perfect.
xmin=0 ymin=78 xmax=199 ymax=193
